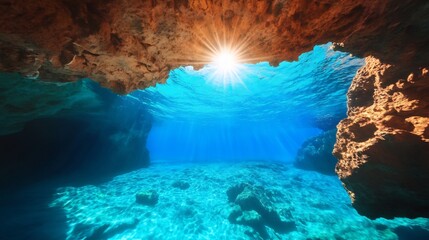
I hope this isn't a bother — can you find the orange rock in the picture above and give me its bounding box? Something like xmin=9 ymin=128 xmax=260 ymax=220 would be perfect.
xmin=334 ymin=57 xmax=429 ymax=219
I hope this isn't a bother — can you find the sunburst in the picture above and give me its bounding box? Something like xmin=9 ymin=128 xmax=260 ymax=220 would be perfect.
xmin=167 ymin=9 xmax=281 ymax=87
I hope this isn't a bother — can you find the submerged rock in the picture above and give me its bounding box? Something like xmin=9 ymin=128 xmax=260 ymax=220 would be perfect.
xmin=0 ymin=77 xmax=152 ymax=189
xmin=236 ymin=210 xmax=262 ymax=226
xmin=226 ymin=183 xmax=247 ymax=202
xmin=235 ymin=187 xmax=265 ymax=212
xmin=136 ymin=190 xmax=158 ymax=206
xmin=226 ymin=183 xmax=296 ymax=239
xmin=294 ymin=129 xmax=338 ymax=175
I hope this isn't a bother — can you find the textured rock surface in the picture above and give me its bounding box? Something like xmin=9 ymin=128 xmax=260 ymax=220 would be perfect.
xmin=334 ymin=57 xmax=429 ymax=219
xmin=294 ymin=129 xmax=337 ymax=175
xmin=0 ymin=76 xmax=152 ymax=189
xmin=0 ymin=73 xmax=103 ymax=135
xmin=227 ymin=183 xmax=296 ymax=239
xmin=0 ymin=0 xmax=428 ymax=93
xmin=135 ymin=190 xmax=159 ymax=206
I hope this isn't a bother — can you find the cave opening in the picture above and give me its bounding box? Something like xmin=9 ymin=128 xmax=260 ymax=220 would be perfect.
xmin=137 ymin=43 xmax=361 ymax=163
xmin=1 ymin=1 xmax=429 ymax=238
xmin=1 ymin=44 xmax=428 ymax=239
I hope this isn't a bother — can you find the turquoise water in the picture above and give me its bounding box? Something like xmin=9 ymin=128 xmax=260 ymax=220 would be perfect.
xmin=1 ymin=44 xmax=429 ymax=239
xmin=51 ymin=162 xmax=429 ymax=240
xmin=134 ymin=44 xmax=362 ymax=162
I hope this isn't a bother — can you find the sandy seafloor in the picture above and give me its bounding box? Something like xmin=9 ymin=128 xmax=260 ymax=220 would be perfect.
xmin=50 ymin=161 xmax=429 ymax=240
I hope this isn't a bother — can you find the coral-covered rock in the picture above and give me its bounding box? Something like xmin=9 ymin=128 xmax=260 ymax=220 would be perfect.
xmin=294 ymin=129 xmax=338 ymax=175
xmin=0 ymin=0 xmax=428 ymax=93
xmin=334 ymin=57 xmax=429 ymax=219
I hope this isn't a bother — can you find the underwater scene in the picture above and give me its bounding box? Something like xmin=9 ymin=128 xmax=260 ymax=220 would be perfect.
xmin=1 ymin=44 xmax=428 ymax=240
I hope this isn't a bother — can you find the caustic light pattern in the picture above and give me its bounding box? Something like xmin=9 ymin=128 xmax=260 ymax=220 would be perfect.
xmin=51 ymin=162 xmax=429 ymax=240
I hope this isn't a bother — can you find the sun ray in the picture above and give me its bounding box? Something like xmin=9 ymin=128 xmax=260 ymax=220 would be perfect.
xmin=165 ymin=11 xmax=289 ymax=87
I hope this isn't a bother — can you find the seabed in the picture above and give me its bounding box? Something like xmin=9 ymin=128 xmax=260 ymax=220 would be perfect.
xmin=45 ymin=161 xmax=429 ymax=240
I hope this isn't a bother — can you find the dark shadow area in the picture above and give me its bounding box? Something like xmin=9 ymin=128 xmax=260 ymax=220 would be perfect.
xmin=0 ymin=115 xmax=150 ymax=190
xmin=394 ymin=226 xmax=429 ymax=240
xmin=0 ymin=182 xmax=67 ymax=240
xmin=0 ymin=76 xmax=153 ymax=239
xmin=0 ymin=113 xmax=151 ymax=239
xmin=294 ymin=129 xmax=338 ymax=175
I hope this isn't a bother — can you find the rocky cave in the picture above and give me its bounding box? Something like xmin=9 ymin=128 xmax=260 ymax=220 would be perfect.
xmin=0 ymin=0 xmax=428 ymax=239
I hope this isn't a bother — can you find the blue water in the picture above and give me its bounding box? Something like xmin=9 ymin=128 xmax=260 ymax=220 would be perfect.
xmin=2 ymin=44 xmax=429 ymax=240
xmin=132 ymin=44 xmax=363 ymax=162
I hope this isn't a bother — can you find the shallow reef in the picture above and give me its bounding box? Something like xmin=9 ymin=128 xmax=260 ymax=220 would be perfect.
xmin=44 ymin=162 xmax=428 ymax=240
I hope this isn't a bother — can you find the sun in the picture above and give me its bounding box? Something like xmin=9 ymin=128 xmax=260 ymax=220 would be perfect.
xmin=202 ymin=47 xmax=247 ymax=87
xmin=212 ymin=48 xmax=238 ymax=73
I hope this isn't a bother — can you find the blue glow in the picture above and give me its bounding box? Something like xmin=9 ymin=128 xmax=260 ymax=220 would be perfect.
xmin=130 ymin=44 xmax=364 ymax=162
xmin=4 ymin=44 xmax=428 ymax=240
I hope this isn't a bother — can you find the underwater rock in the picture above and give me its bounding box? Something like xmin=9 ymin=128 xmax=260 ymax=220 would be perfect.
xmin=136 ymin=190 xmax=159 ymax=206
xmin=294 ymin=129 xmax=338 ymax=175
xmin=229 ymin=200 xmax=268 ymax=238
xmin=0 ymin=115 xmax=151 ymax=189
xmin=236 ymin=210 xmax=268 ymax=239
xmin=228 ymin=205 xmax=243 ymax=223
xmin=0 ymin=74 xmax=103 ymax=136
xmin=1 ymin=1 xmax=428 ymax=93
xmin=334 ymin=57 xmax=429 ymax=219
xmin=0 ymin=77 xmax=152 ymax=189
xmin=171 ymin=180 xmax=190 ymax=190
xmin=236 ymin=210 xmax=263 ymax=227
xmin=227 ymin=183 xmax=296 ymax=238
xmin=235 ymin=187 xmax=265 ymax=212
xmin=226 ymin=183 xmax=247 ymax=202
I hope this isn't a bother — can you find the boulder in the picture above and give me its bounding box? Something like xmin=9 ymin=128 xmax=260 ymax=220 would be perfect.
xmin=226 ymin=183 xmax=296 ymax=238
xmin=135 ymin=190 xmax=158 ymax=206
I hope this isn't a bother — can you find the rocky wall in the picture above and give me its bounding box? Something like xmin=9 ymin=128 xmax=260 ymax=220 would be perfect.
xmin=334 ymin=58 xmax=429 ymax=219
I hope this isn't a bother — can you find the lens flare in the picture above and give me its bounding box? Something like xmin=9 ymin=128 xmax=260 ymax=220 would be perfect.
xmin=202 ymin=47 xmax=246 ymax=86
xmin=169 ymin=16 xmax=280 ymax=87
xmin=213 ymin=49 xmax=238 ymax=73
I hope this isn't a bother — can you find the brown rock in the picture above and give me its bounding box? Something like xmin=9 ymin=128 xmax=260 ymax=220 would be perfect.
xmin=334 ymin=58 xmax=429 ymax=219
xmin=0 ymin=0 xmax=428 ymax=93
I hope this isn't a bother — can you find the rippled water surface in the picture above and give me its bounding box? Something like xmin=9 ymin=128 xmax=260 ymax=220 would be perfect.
xmin=131 ymin=44 xmax=363 ymax=122
xmin=130 ymin=44 xmax=364 ymax=162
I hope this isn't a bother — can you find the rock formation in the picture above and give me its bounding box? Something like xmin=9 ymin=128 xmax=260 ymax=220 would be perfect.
xmin=0 ymin=1 xmax=427 ymax=93
xmin=227 ymin=183 xmax=296 ymax=239
xmin=334 ymin=58 xmax=429 ymax=219
xmin=0 ymin=78 xmax=152 ymax=189
xmin=136 ymin=190 xmax=159 ymax=206
xmin=0 ymin=0 xmax=428 ymax=218
xmin=294 ymin=129 xmax=337 ymax=175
